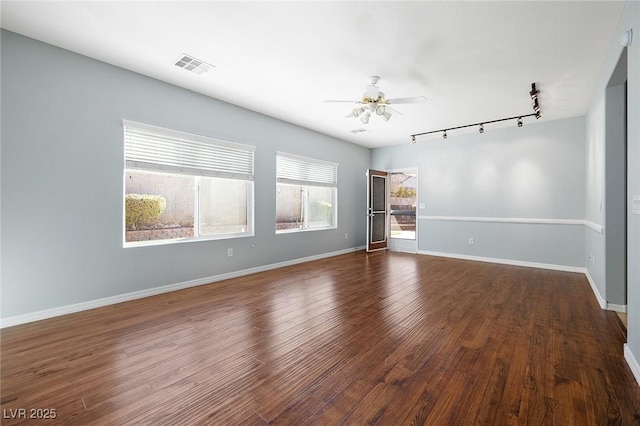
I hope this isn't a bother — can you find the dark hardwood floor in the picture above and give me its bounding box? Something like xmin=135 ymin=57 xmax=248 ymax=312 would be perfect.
xmin=2 ymin=251 xmax=639 ymax=424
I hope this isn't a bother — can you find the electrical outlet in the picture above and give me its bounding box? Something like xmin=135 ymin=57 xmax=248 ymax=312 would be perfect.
xmin=468 ymin=237 xmax=474 ymax=245
xmin=227 ymin=248 xmax=233 ymax=257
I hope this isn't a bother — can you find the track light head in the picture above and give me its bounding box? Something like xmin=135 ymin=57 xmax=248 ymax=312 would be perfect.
xmin=443 ymin=131 xmax=448 ymax=139
xmin=411 ymin=135 xmax=416 ymax=144
xmin=517 ymin=118 xmax=523 ymax=128
xmin=535 ymin=111 xmax=541 ymax=119
xmin=479 ymin=124 xmax=484 ymax=134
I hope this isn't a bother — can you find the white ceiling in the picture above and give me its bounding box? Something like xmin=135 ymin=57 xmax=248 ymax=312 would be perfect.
xmin=0 ymin=1 xmax=625 ymax=148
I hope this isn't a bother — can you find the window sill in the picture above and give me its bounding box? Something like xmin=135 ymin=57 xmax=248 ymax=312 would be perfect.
xmin=123 ymin=232 xmax=254 ymax=248
xmin=275 ymin=226 xmax=337 ymax=235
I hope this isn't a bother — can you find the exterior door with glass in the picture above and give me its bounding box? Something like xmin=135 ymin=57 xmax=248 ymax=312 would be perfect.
xmin=366 ymin=169 xmax=388 ymax=252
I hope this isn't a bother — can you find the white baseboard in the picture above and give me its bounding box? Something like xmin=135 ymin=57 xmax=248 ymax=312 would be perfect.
xmin=0 ymin=246 xmax=365 ymax=329
xmin=584 ymin=269 xmax=607 ymax=309
xmin=417 ymin=250 xmax=586 ymax=273
xmin=418 ymin=251 xmax=624 ymax=315
xmin=607 ymin=303 xmax=627 ymax=313
xmin=625 ymin=344 xmax=640 ymax=386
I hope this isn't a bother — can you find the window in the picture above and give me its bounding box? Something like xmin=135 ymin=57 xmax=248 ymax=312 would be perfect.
xmin=123 ymin=120 xmax=254 ymax=245
xmin=276 ymin=152 xmax=337 ymax=233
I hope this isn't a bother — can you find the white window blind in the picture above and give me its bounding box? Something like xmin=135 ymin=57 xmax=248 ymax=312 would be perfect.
xmin=124 ymin=120 xmax=255 ymax=180
xmin=276 ymin=152 xmax=338 ymax=187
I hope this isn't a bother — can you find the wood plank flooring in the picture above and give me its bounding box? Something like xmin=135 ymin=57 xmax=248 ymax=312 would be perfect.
xmin=2 ymin=251 xmax=639 ymax=424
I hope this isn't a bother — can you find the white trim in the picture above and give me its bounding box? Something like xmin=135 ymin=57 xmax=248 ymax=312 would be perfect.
xmin=418 ymin=215 xmax=604 ymax=233
xmin=417 ymin=250 xmax=586 ymax=273
xmin=418 ymin=216 xmax=583 ymax=225
xmin=624 ymin=344 xmax=640 ymax=387
xmin=0 ymin=246 xmax=365 ymax=329
xmin=607 ymin=303 xmax=627 ymax=313
xmin=584 ymin=220 xmax=604 ymax=234
xmin=585 ymin=269 xmax=607 ymax=309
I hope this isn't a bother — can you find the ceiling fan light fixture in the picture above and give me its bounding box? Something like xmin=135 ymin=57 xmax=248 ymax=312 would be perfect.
xmin=328 ymin=76 xmax=426 ymax=127
xmin=365 ymin=85 xmax=379 ymax=100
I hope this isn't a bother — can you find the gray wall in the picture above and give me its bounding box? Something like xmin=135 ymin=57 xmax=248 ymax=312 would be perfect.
xmin=585 ymin=1 xmax=640 ymax=366
xmin=372 ymin=117 xmax=586 ymax=267
xmin=0 ymin=30 xmax=370 ymax=319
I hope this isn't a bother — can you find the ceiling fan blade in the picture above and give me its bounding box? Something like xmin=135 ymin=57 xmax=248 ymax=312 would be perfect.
xmin=387 ymin=96 xmax=427 ymax=104
xmin=323 ymin=99 xmax=360 ymax=103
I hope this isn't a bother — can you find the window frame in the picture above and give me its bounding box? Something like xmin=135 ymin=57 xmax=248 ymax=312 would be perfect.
xmin=123 ymin=120 xmax=255 ymax=247
xmin=275 ymin=152 xmax=338 ymax=234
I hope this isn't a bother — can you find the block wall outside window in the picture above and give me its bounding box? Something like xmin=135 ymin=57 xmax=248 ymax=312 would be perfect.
xmin=123 ymin=120 xmax=254 ymax=246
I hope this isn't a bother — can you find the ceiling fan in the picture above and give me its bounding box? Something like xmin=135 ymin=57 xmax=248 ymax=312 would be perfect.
xmin=324 ymin=76 xmax=427 ymax=124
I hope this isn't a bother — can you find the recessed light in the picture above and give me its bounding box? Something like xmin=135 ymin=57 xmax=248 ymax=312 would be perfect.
xmin=174 ymin=53 xmax=215 ymax=75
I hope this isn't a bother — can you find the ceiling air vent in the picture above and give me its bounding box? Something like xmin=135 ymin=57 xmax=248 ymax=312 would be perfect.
xmin=350 ymin=128 xmax=368 ymax=134
xmin=174 ymin=54 xmax=215 ymax=75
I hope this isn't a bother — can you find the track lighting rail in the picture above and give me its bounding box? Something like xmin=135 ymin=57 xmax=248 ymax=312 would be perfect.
xmin=411 ymin=83 xmax=541 ymax=143
xmin=411 ymin=112 xmax=537 ymax=141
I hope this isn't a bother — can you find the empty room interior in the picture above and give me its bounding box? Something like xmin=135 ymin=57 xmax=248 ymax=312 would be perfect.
xmin=1 ymin=1 xmax=640 ymax=424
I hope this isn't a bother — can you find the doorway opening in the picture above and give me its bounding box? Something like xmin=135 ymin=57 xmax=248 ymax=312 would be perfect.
xmin=389 ymin=169 xmax=418 ymax=253
xmin=604 ymin=47 xmax=628 ymax=326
